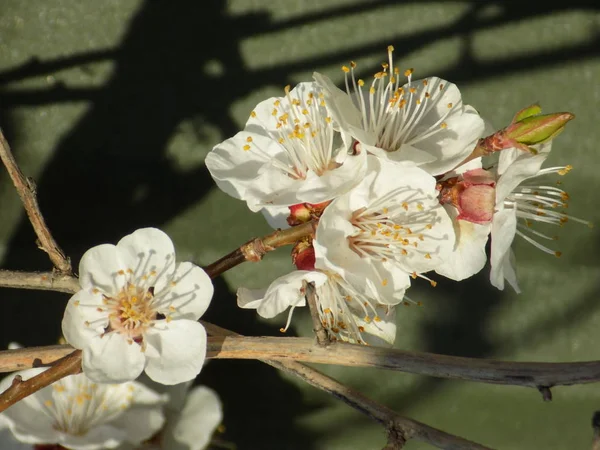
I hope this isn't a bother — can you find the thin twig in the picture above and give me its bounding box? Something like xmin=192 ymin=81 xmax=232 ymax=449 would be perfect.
xmin=3 ymin=333 xmax=600 ymax=390
xmin=0 ymin=350 xmax=81 ymax=413
xmin=202 ymin=221 xmax=315 ymax=278
xmin=304 ymin=281 xmax=330 ymax=346
xmin=202 ymin=322 xmax=492 ymax=450
xmin=0 ymin=130 xmax=71 ymax=273
xmin=0 ymin=269 xmax=79 ymax=293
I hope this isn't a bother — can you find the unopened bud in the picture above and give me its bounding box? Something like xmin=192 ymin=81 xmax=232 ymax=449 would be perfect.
xmin=287 ymin=201 xmax=331 ymax=226
xmin=477 ymin=105 xmax=574 ymax=155
xmin=291 ymin=239 xmax=315 ymax=270
xmin=439 ymin=169 xmax=496 ymax=224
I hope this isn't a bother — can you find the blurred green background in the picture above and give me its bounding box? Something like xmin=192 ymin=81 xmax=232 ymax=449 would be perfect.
xmin=1 ymin=1 xmax=599 ymax=449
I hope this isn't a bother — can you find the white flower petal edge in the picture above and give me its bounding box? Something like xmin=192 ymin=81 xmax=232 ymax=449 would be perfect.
xmin=238 ymin=270 xmax=328 ymax=319
xmin=62 ymin=227 xmax=214 ymax=385
xmin=435 ymin=205 xmax=490 ymax=281
xmin=206 ymin=81 xmax=367 ymax=212
xmin=313 ymin=47 xmax=484 ymax=176
xmin=0 ymin=369 xmax=165 ymax=450
xmin=162 ymin=386 xmax=223 ymax=450
xmin=314 ymin=155 xmax=455 ymax=304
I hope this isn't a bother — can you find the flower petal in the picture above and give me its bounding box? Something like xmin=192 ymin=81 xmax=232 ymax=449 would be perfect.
xmin=490 ymin=207 xmax=518 ymax=291
xmin=116 ymin=228 xmax=176 ymax=293
xmin=82 ymin=333 xmax=146 ymax=383
xmin=79 ymin=244 xmax=125 ymax=294
xmin=62 ymin=290 xmax=108 ymax=349
xmin=436 ymin=205 xmax=491 ymax=281
xmin=163 ymin=386 xmax=223 ymax=450
xmin=155 ymin=262 xmax=213 ymax=321
xmin=144 ymin=320 xmax=207 ymax=385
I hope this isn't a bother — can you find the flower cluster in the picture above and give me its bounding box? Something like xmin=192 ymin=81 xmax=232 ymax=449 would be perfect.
xmin=0 ymin=368 xmax=222 ymax=450
xmin=207 ymin=45 xmax=586 ymax=345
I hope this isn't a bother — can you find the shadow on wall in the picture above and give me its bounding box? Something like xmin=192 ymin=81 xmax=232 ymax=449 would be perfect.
xmin=0 ymin=1 xmax=598 ymax=448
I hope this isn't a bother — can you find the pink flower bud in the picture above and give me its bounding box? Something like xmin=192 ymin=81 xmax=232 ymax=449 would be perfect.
xmin=291 ymin=240 xmax=316 ymax=270
xmin=455 ymin=169 xmax=496 ymax=224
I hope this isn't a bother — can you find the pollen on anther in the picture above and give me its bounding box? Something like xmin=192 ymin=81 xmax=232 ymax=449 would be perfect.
xmin=425 ymin=253 xmax=432 ymax=259
xmin=430 ymin=280 xmax=437 ymax=287
xmin=118 ymin=270 xmax=125 ymax=275
xmin=447 ymin=103 xmax=453 ymax=108
xmin=404 ymin=68 xmax=413 ymax=77
xmin=84 ymin=321 xmax=90 ymax=327
xmin=382 ymin=278 xmax=388 ymax=286
xmin=243 ymin=144 xmax=251 ymax=151
xmin=74 ymin=300 xmax=80 ymax=307
xmin=358 ymin=79 xmax=365 ymax=87
xmin=440 ymin=122 xmax=447 ymax=129
xmin=555 ymin=251 xmax=562 ymax=258
xmin=342 ymin=65 xmax=350 ymax=73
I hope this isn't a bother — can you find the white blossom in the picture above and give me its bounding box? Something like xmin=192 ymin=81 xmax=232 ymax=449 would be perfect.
xmin=238 ymin=270 xmax=397 ymax=346
xmin=313 ymin=46 xmax=484 ymax=176
xmin=0 ymin=369 xmax=165 ymax=450
xmin=206 ymin=82 xmax=366 ymax=212
xmin=490 ymin=143 xmax=590 ymax=292
xmin=314 ymin=155 xmax=455 ymax=304
xmin=62 ymin=228 xmax=214 ymax=385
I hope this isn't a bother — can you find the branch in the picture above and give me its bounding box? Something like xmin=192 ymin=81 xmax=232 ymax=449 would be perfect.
xmin=202 ymin=220 xmax=315 ymax=278
xmin=0 ymin=350 xmax=81 ymax=413
xmin=0 ymin=270 xmax=79 ymax=293
xmin=202 ymin=322 xmax=492 ymax=450
xmin=304 ymin=281 xmax=330 ymax=346
xmin=0 ymin=130 xmax=71 ymax=273
xmin=3 ymin=332 xmax=600 ymax=390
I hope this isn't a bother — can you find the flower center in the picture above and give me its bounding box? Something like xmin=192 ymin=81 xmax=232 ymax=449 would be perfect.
xmin=245 ymin=85 xmax=339 ymax=179
xmin=348 ymin=188 xmax=438 ymax=266
xmin=105 ymin=282 xmax=157 ymax=340
xmin=43 ymin=376 xmax=132 ymax=437
xmin=341 ymin=45 xmax=455 ymax=152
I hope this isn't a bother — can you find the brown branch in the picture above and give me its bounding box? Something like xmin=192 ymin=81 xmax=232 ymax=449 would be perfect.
xmin=0 ymin=269 xmax=79 ymax=294
xmin=0 ymin=130 xmax=71 ymax=273
xmin=202 ymin=220 xmax=316 ymax=278
xmin=0 ymin=350 xmax=81 ymax=413
xmin=3 ymin=332 xmax=600 ymax=390
xmin=304 ymin=281 xmax=329 ymax=346
xmin=202 ymin=321 xmax=492 ymax=450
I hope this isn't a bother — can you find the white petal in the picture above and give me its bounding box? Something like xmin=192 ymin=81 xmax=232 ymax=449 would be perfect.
xmin=260 ymin=205 xmax=291 ymax=230
xmin=295 ymin=150 xmax=367 ymax=204
xmin=79 ymin=244 xmax=125 ymax=294
xmin=238 ymin=271 xmax=327 ymax=319
xmin=236 ymin=287 xmax=268 ymax=310
xmin=144 ymin=320 xmax=207 ymax=385
xmin=312 ymin=72 xmax=368 ymax=142
xmin=156 ymin=262 xmax=213 ymax=321
xmin=490 ymin=208 xmax=518 ymax=291
xmin=58 ymin=425 xmax=125 ymax=450
xmin=0 ymin=369 xmax=57 ymax=444
xmin=82 ymin=333 xmax=146 ymax=383
xmin=0 ymin=426 xmax=32 ymax=450
xmin=164 ymin=386 xmax=223 ymax=450
xmin=116 ymin=404 xmax=165 ymax=445
xmin=495 ymin=152 xmax=549 ymax=203
xmin=206 ymin=131 xmax=285 ymax=210
xmin=62 ymin=290 xmax=108 ymax=349
xmin=116 ymin=228 xmax=176 ymax=292
xmin=359 ymin=305 xmax=397 ymax=346
xmin=436 ymin=205 xmax=491 ymax=281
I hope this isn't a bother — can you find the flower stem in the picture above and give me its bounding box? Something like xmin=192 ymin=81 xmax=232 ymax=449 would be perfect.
xmin=202 ymin=220 xmax=316 ymax=278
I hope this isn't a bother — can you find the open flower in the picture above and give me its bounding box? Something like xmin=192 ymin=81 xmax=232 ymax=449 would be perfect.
xmin=490 ymin=143 xmax=590 ymax=292
xmin=0 ymin=369 xmax=165 ymax=450
xmin=206 ymin=82 xmax=366 ymax=212
xmin=62 ymin=228 xmax=214 ymax=385
xmin=313 ymin=46 xmax=485 ymax=175
xmin=238 ymin=270 xmax=397 ymax=346
xmin=314 ymin=156 xmax=455 ymax=303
